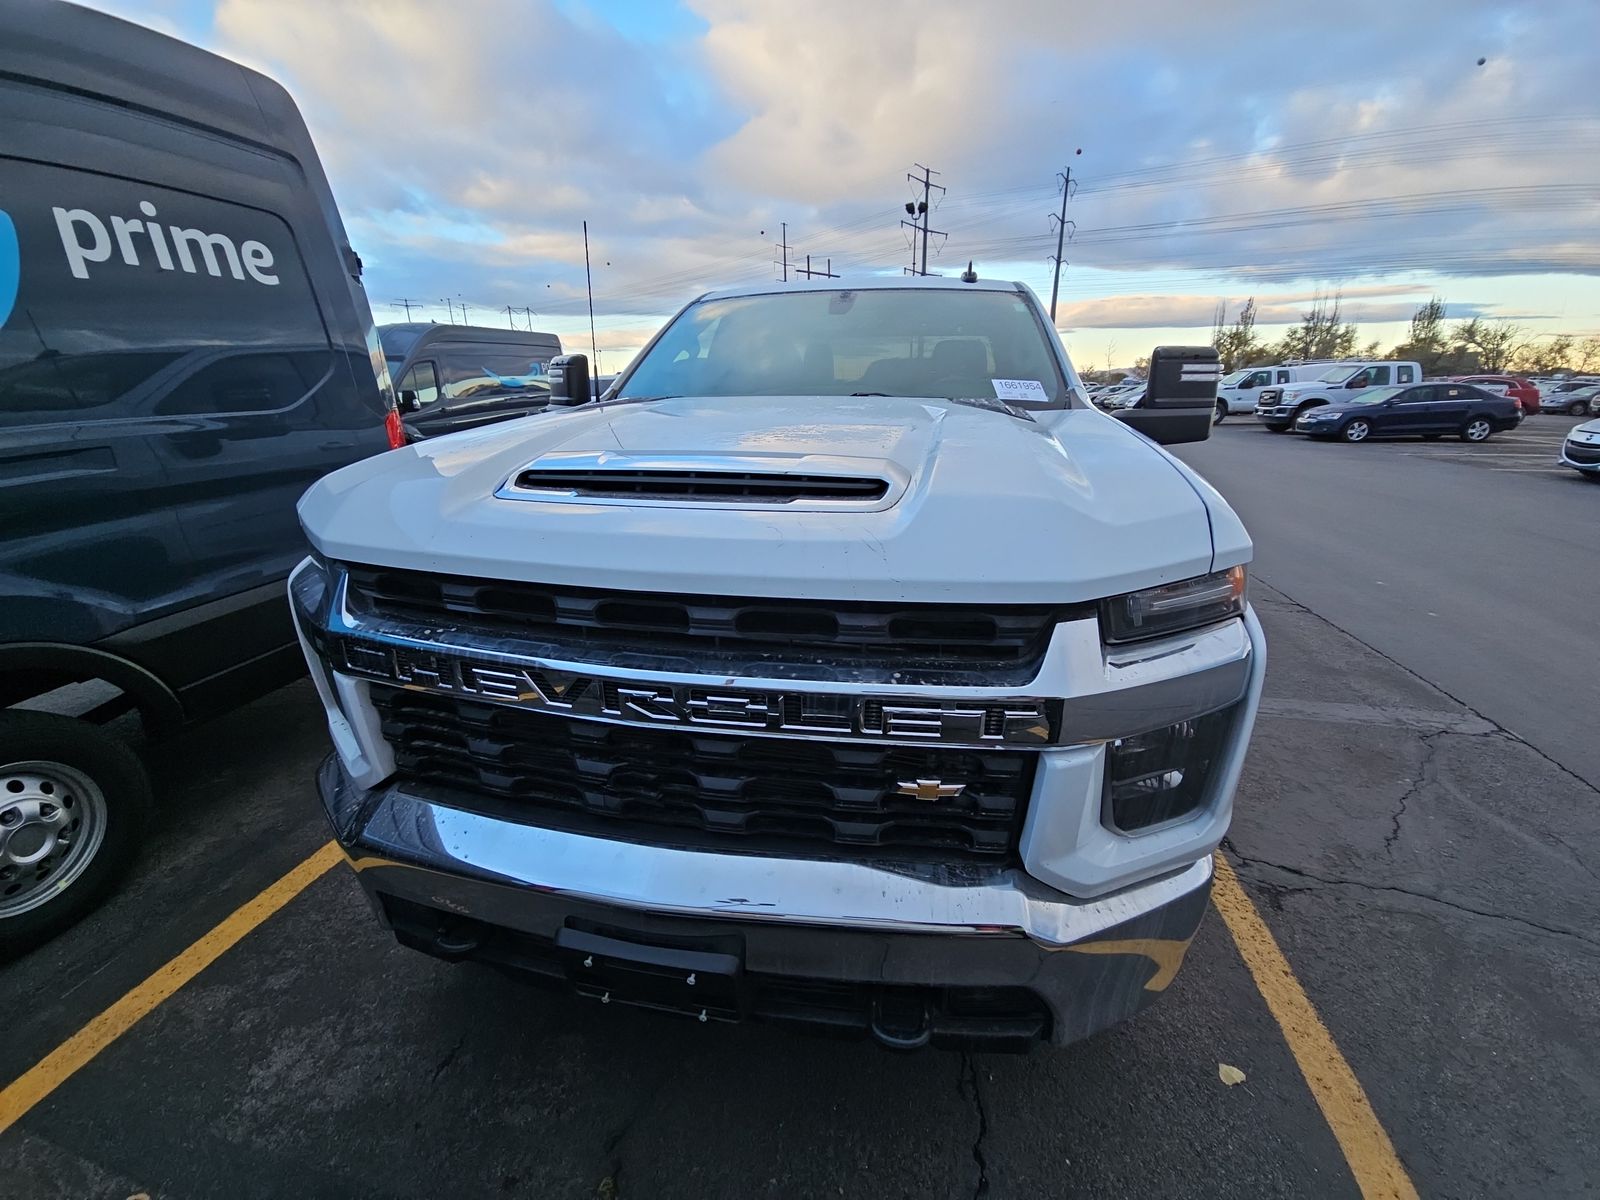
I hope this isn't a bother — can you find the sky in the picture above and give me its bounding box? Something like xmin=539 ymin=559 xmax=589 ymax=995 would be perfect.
xmin=86 ymin=0 xmax=1600 ymax=373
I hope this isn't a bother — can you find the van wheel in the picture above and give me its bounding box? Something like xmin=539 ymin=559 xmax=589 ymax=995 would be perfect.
xmin=1214 ymin=401 xmax=1226 ymax=425
xmin=0 ymin=712 xmax=150 ymax=958
xmin=1461 ymin=417 xmax=1494 ymax=443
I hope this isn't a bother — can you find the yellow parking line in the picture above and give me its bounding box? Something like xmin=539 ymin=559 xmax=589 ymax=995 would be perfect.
xmin=1213 ymin=854 xmax=1420 ymax=1200
xmin=0 ymin=841 xmax=342 ymax=1136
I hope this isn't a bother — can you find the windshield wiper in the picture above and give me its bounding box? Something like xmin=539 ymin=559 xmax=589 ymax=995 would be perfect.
xmin=849 ymin=391 xmax=892 ymax=396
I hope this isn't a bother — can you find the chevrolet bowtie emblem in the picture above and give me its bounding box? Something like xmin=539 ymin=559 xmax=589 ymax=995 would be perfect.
xmin=896 ymin=778 xmax=967 ymax=801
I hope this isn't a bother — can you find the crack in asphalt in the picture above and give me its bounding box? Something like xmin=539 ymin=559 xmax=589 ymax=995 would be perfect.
xmin=957 ymin=1051 xmax=991 ymax=1199
xmin=1384 ymin=730 xmax=1442 ymax=856
xmin=1255 ymin=581 xmax=1600 ymax=796
xmin=1224 ymin=846 xmax=1600 ymax=951
xmin=428 ymin=1032 xmax=466 ymax=1090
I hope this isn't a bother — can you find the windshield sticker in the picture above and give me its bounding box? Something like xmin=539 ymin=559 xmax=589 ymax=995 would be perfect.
xmin=991 ymin=378 xmax=1048 ymax=403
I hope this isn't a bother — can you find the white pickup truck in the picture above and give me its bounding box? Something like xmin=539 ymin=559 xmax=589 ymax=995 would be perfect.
xmin=1215 ymin=362 xmax=1335 ymax=421
xmin=290 ymin=276 xmax=1264 ymax=1050
xmin=1254 ymin=359 xmax=1425 ymax=431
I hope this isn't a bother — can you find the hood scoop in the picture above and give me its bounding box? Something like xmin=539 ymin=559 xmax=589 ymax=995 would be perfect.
xmin=497 ymin=452 xmax=904 ymax=510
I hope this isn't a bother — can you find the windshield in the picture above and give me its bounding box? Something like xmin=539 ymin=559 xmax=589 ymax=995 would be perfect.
xmin=1347 ymin=386 xmax=1402 ymax=406
xmin=618 ymin=288 xmax=1069 ymax=408
xmin=1316 ymin=365 xmax=1357 ymax=383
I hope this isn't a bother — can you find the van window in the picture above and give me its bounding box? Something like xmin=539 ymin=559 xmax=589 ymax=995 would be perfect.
xmin=396 ymin=360 xmax=440 ymax=405
xmin=1396 ymin=365 xmax=1416 ymax=383
xmin=1276 ymin=370 xmax=1290 ymax=383
xmin=439 ymin=352 xmax=552 ymax=400
xmin=0 ymin=157 xmax=331 ymax=429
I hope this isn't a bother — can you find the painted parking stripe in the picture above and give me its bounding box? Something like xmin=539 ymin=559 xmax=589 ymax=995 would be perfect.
xmin=0 ymin=841 xmax=342 ymax=1135
xmin=1213 ymin=854 xmax=1420 ymax=1200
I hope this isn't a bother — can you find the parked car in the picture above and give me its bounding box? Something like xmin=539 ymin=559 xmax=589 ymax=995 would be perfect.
xmin=383 ymin=324 xmax=563 ymax=439
xmin=1254 ymin=360 xmax=1425 ymax=431
xmin=1452 ymin=375 xmax=1540 ymax=413
xmin=1294 ymin=383 xmax=1521 ymax=443
xmin=291 ymin=277 xmax=1262 ymax=1051
xmin=1214 ymin=362 xmax=1334 ymax=422
xmin=0 ymin=1 xmax=395 ymax=952
xmin=1541 ymin=379 xmax=1600 ymax=417
xmin=1559 ymin=417 xmax=1600 ymax=479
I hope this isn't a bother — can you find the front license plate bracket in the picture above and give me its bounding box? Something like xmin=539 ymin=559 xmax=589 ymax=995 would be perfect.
xmin=555 ymin=926 xmax=743 ymax=1022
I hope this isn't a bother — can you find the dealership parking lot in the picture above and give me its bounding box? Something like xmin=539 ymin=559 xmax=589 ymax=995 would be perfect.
xmin=3 ymin=417 xmax=1598 ymax=1199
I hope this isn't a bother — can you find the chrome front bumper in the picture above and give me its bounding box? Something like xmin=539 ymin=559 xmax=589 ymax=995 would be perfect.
xmin=321 ymin=755 xmax=1214 ymax=1046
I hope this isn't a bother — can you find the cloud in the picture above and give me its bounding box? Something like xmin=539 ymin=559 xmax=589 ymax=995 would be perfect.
xmin=82 ymin=0 xmax=1600 ymax=354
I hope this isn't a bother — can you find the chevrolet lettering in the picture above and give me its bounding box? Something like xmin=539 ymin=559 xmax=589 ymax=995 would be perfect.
xmin=337 ymin=638 xmax=1056 ymax=745
xmin=293 ymin=277 xmax=1264 ymax=1049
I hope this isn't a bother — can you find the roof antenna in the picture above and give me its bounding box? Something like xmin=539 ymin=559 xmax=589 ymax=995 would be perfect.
xmin=960 ymin=260 xmax=978 ymax=284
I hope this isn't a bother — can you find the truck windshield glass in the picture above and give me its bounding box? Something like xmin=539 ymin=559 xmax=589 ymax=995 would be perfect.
xmin=1317 ymin=365 xmax=1357 ymax=382
xmin=619 ymin=288 xmax=1069 ymax=408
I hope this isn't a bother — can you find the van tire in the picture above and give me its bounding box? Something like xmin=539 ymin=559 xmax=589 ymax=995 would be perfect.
xmin=1214 ymin=400 xmax=1226 ymax=425
xmin=0 ymin=711 xmax=151 ymax=958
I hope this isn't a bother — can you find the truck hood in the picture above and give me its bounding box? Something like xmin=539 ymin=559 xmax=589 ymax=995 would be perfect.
xmin=299 ymin=396 xmax=1224 ymax=603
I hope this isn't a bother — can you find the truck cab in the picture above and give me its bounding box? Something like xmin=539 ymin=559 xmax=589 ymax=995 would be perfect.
xmin=1215 ymin=362 xmax=1334 ymax=421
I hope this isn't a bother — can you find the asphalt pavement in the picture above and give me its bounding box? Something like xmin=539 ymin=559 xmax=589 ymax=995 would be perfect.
xmin=1 ymin=414 xmax=1597 ymax=1197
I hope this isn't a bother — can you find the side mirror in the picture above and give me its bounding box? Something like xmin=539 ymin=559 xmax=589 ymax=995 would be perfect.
xmin=1239 ymin=379 xmax=1255 ymax=390
xmin=1115 ymin=345 xmax=1219 ymax=445
xmin=549 ymin=354 xmax=591 ymax=406
xmin=397 ymin=389 xmax=420 ymax=413
xmin=1348 ymin=379 xmax=1366 ymax=388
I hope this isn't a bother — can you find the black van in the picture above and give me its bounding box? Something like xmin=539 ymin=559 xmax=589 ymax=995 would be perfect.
xmin=383 ymin=324 xmax=563 ymax=438
xmin=0 ymin=0 xmax=396 ymax=951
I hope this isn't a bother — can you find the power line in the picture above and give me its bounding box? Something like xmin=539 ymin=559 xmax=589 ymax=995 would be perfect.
xmin=392 ymin=298 xmax=423 ymax=320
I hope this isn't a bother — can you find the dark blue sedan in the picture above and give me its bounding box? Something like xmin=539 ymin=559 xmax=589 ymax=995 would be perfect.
xmin=1294 ymin=383 xmax=1522 ymax=444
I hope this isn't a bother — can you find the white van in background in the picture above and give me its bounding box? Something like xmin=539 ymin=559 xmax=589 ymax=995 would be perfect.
xmin=1215 ymin=362 xmax=1335 ymax=421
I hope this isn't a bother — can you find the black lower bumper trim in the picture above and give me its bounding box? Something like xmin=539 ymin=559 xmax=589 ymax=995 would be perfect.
xmin=382 ymin=894 xmax=1052 ymax=1051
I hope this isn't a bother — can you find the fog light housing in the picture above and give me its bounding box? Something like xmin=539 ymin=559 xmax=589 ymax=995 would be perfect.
xmin=1104 ymin=706 xmax=1235 ymax=833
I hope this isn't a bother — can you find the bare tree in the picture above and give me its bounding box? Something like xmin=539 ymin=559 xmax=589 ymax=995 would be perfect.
xmin=1454 ymin=318 xmax=1525 ymax=373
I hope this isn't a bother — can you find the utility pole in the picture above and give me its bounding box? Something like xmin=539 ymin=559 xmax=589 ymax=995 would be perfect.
xmin=458 ymin=296 xmax=470 ymax=325
xmin=503 ymin=305 xmax=519 ymax=329
xmin=440 ymin=297 xmax=456 ymax=323
xmin=523 ymin=306 xmax=537 ymax=330
xmin=796 ymin=254 xmax=839 ymax=280
xmin=583 ymin=220 xmax=599 ymax=378
xmin=901 ymin=163 xmax=946 ymax=276
xmin=392 ymin=298 xmax=422 ymax=320
xmin=1048 ymin=150 xmax=1082 ymax=323
xmin=774 ymin=222 xmax=790 ymax=282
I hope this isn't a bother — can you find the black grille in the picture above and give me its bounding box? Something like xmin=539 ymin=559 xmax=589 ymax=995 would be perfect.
xmin=373 ymin=687 xmax=1035 ymax=863
xmin=512 ymin=468 xmax=888 ymax=502
xmin=342 ymin=564 xmax=1082 ymax=684
xmin=1564 ymin=442 xmax=1600 ymax=465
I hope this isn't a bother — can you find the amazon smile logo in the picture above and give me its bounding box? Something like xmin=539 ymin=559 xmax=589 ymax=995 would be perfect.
xmin=0 ymin=209 xmax=18 ymax=329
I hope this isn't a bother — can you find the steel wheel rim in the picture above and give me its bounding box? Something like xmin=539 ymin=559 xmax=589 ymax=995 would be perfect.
xmin=0 ymin=760 xmax=109 ymax=918
xmin=1467 ymin=420 xmax=1490 ymax=441
xmin=1347 ymin=421 xmax=1369 ymax=441
xmin=1214 ymin=402 xmax=1225 ymax=424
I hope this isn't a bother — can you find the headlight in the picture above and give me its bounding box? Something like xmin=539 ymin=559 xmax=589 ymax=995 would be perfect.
xmin=1100 ymin=565 xmax=1247 ymax=644
xmin=1104 ymin=706 xmax=1236 ymax=832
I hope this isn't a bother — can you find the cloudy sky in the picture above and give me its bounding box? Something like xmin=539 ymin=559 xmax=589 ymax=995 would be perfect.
xmin=89 ymin=0 xmax=1600 ymax=371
